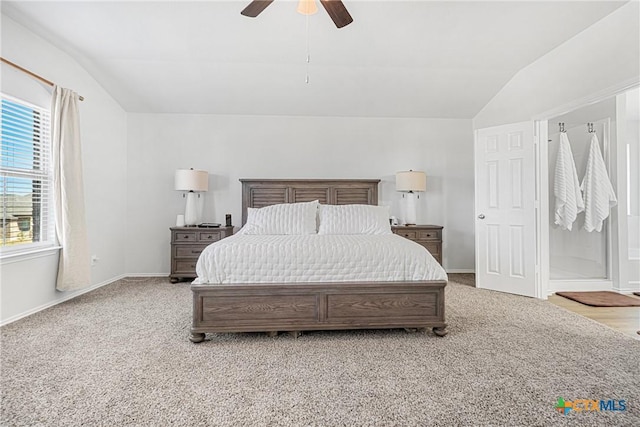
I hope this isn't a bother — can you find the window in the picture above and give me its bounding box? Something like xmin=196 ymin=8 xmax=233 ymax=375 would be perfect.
xmin=1 ymin=94 xmax=54 ymax=253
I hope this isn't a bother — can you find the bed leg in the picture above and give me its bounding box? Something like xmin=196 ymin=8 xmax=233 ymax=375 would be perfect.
xmin=432 ymin=326 xmax=448 ymax=337
xmin=266 ymin=331 xmax=278 ymax=338
xmin=189 ymin=332 xmax=206 ymax=343
xmin=289 ymin=331 xmax=302 ymax=339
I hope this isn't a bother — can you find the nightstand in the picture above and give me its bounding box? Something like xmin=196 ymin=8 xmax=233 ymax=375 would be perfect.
xmin=169 ymin=226 xmax=234 ymax=283
xmin=392 ymin=225 xmax=443 ymax=265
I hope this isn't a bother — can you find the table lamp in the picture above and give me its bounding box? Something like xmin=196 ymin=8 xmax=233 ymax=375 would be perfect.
xmin=175 ymin=168 xmax=208 ymax=226
xmin=396 ymin=170 xmax=426 ymax=225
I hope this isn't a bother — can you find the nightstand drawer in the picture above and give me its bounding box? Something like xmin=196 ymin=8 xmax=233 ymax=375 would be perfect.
xmin=174 ymin=245 xmax=207 ymax=258
xmin=173 ymin=259 xmax=199 ymax=274
xmin=395 ymin=230 xmax=417 ymax=239
xmin=419 ymin=242 xmax=440 ymax=255
xmin=174 ymin=231 xmax=197 ymax=242
xmin=418 ymin=230 xmax=441 ymax=240
xmin=198 ymin=231 xmax=223 ymax=242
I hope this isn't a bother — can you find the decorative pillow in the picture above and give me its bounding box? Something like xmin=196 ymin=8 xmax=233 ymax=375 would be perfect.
xmin=318 ymin=204 xmax=392 ymax=235
xmin=241 ymin=200 xmax=319 ymax=235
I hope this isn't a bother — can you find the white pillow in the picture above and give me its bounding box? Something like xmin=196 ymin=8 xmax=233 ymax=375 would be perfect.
xmin=318 ymin=204 xmax=392 ymax=235
xmin=241 ymin=200 xmax=319 ymax=235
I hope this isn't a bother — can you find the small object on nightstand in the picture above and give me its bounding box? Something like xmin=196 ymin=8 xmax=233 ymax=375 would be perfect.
xmin=392 ymin=225 xmax=443 ymax=265
xmin=225 ymin=214 xmax=232 ymax=227
xmin=198 ymin=223 xmax=220 ymax=228
xmin=169 ymin=226 xmax=234 ymax=283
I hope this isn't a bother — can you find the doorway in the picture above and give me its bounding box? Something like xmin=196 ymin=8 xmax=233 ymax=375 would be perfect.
xmin=547 ymin=114 xmax=613 ymax=289
xmin=539 ymin=86 xmax=638 ymax=295
xmin=475 ymin=86 xmax=639 ymax=298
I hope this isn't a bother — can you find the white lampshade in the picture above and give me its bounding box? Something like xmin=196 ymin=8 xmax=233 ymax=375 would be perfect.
xmin=396 ymin=170 xmax=426 ymax=192
xmin=175 ymin=169 xmax=209 ymax=192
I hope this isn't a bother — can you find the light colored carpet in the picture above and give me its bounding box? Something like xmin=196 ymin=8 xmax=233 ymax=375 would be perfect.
xmin=1 ymin=275 xmax=638 ymax=426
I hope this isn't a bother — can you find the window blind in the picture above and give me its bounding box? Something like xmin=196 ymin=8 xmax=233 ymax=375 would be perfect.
xmin=1 ymin=94 xmax=54 ymax=251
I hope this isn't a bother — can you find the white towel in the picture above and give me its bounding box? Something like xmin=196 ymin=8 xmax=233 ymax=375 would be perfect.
xmin=581 ymin=133 xmax=617 ymax=232
xmin=553 ymin=133 xmax=584 ymax=230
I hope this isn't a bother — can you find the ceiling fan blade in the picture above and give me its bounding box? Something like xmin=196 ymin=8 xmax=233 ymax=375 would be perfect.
xmin=241 ymin=0 xmax=275 ymax=18
xmin=319 ymin=0 xmax=353 ymax=28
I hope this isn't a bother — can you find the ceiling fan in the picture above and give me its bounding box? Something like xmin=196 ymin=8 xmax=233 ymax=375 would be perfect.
xmin=241 ymin=0 xmax=353 ymax=28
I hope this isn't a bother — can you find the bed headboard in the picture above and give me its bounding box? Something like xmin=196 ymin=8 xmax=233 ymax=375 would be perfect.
xmin=240 ymin=179 xmax=380 ymax=225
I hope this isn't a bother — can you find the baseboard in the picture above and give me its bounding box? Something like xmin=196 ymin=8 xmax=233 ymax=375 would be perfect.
xmin=617 ymin=281 xmax=640 ymax=293
xmin=547 ymin=280 xmax=613 ymax=296
xmin=446 ymin=269 xmax=475 ymax=274
xmin=124 ymin=273 xmax=169 ymax=278
xmin=547 ymin=279 xmax=640 ymax=296
xmin=0 ymin=274 xmax=127 ymax=327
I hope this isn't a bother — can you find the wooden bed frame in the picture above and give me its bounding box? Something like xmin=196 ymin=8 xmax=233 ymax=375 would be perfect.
xmin=189 ymin=179 xmax=447 ymax=342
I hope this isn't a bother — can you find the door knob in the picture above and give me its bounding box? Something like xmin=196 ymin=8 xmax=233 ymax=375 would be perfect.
xmin=478 ymin=214 xmax=485 ymax=219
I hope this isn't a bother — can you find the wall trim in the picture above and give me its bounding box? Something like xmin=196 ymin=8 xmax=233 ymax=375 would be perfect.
xmin=124 ymin=273 xmax=169 ymax=278
xmin=0 ymin=274 xmax=126 ymax=327
xmin=124 ymin=270 xmax=481 ymax=279
xmin=0 ymin=246 xmax=61 ymax=265
xmin=546 ymin=280 xmax=613 ymax=296
xmin=533 ymin=77 xmax=640 ymax=121
xmin=619 ymin=281 xmax=640 ymax=293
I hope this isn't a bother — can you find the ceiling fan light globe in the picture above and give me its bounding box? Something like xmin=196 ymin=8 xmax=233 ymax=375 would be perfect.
xmin=297 ymin=0 xmax=318 ymax=15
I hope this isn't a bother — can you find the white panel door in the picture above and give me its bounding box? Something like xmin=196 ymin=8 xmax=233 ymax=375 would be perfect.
xmin=475 ymin=122 xmax=537 ymax=297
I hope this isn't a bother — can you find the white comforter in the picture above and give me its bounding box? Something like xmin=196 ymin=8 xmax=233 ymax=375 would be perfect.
xmin=194 ymin=234 xmax=447 ymax=284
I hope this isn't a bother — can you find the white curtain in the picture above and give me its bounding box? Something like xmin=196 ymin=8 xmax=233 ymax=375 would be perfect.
xmin=51 ymin=86 xmax=91 ymax=291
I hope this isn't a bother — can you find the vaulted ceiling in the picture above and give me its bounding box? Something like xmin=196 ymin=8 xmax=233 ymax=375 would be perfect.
xmin=2 ymin=1 xmax=628 ymax=118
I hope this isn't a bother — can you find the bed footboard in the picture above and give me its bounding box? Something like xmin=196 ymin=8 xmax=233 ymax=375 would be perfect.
xmin=190 ymin=280 xmax=447 ymax=342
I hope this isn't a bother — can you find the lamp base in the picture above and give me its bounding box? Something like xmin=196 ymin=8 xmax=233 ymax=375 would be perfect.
xmin=184 ymin=192 xmax=198 ymax=226
xmin=402 ymin=192 xmax=418 ymax=226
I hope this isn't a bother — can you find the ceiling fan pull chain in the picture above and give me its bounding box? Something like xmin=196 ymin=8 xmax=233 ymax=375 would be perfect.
xmin=305 ymin=56 xmax=310 ymax=84
xmin=305 ymin=13 xmax=311 ymax=84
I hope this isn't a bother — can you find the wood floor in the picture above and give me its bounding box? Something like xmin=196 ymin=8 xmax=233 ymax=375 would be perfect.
xmin=548 ymin=294 xmax=640 ymax=341
xmin=449 ymin=274 xmax=640 ymax=341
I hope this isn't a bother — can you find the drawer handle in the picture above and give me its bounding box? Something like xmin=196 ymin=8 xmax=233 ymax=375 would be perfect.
xmin=404 ymin=234 xmax=410 ymax=237
xmin=190 ymin=264 xmax=196 ymax=268
xmin=207 ymin=235 xmax=213 ymax=239
xmin=191 ymin=250 xmax=200 ymax=254
xmin=183 ymin=235 xmax=189 ymax=239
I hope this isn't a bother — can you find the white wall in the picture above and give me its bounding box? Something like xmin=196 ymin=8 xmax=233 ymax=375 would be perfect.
xmin=126 ymin=114 xmax=475 ymax=274
xmin=473 ymin=1 xmax=640 ymax=129
xmin=624 ymin=89 xmax=640 ymax=289
xmin=0 ymin=15 xmax=128 ymax=324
